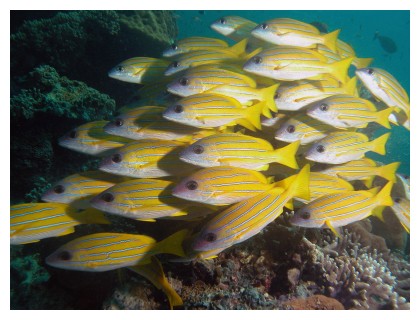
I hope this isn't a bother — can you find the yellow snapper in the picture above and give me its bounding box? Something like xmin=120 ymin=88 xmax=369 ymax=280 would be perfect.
xmin=166 ymin=65 xmax=257 ymax=97
xmin=305 ymin=131 xmax=390 ymax=164
xmin=45 ymin=229 xmax=187 ymax=272
xmin=172 ymin=166 xmax=280 ymax=205
xmin=275 ymin=113 xmax=339 ymax=145
xmin=103 ymin=106 xmax=201 ymax=141
xmin=41 ymin=171 xmax=127 ymax=209
xmin=99 ymin=139 xmax=194 ymax=178
xmin=179 ymin=132 xmax=300 ymax=170
xmin=251 ymin=18 xmax=340 ymax=52
xmin=337 ymin=39 xmax=373 ymax=69
xmin=243 ymin=46 xmax=353 ymax=83
xmin=211 ymin=16 xmax=257 ymax=40
xmin=389 ymin=196 xmax=410 ymax=233
xmin=162 ymin=37 xmax=229 ymax=57
xmin=162 ymin=93 xmax=264 ymax=131
xmin=313 ymin=44 xmax=342 ymax=63
xmin=306 ymin=94 xmax=394 ymax=129
xmin=90 ymin=178 xmax=213 ymax=220
xmin=190 ymin=165 xmax=310 ymax=252
xmin=273 ymin=76 xmax=357 ymax=111
xmin=10 ymin=203 xmax=110 ymax=245
xmin=108 ymin=57 xmax=169 ymax=84
xmin=319 ymin=159 xmax=400 ymax=188
xmin=356 ymin=67 xmax=409 ymax=128
xmin=58 ymin=121 xmax=133 ymax=156
xmin=289 ymin=181 xmax=394 ymax=237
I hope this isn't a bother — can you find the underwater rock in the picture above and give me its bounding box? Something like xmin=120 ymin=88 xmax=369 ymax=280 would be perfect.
xmin=282 ymin=294 xmax=344 ymax=310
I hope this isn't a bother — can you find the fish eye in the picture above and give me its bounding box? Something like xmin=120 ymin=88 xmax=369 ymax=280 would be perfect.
xmin=115 ymin=118 xmax=124 ymax=127
xmin=171 ymin=43 xmax=178 ymax=50
xmin=192 ymin=145 xmax=204 ymax=154
xmin=320 ymin=103 xmax=328 ymax=111
xmin=117 ymin=65 xmax=124 ymax=72
xmin=58 ymin=250 xmax=72 ymax=261
xmin=186 ymin=180 xmax=198 ymax=190
xmin=174 ymin=105 xmax=184 ymax=113
xmin=179 ymin=78 xmax=189 ymax=86
xmin=316 ymin=145 xmax=325 ymax=153
xmin=219 ymin=18 xmax=226 ymax=24
xmin=394 ymin=197 xmax=401 ymax=203
xmin=204 ymin=232 xmax=217 ymax=242
xmin=287 ymin=125 xmax=295 ymax=133
xmin=172 ymin=61 xmax=180 ymax=68
xmin=53 ymin=185 xmax=65 ymax=194
xmin=253 ymin=56 xmax=263 ymax=64
xmin=101 ymin=192 xmax=114 ymax=202
xmin=402 ymin=174 xmax=409 ymax=179
xmin=301 ymin=212 xmax=310 ymax=220
xmin=367 ymin=68 xmax=375 ymax=75
xmin=69 ymin=130 xmax=77 ymax=139
xmin=111 ymin=154 xmax=122 ymax=163
xmin=260 ymin=23 xmax=268 ymax=30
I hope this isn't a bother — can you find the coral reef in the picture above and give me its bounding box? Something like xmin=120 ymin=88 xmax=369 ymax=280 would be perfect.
xmin=282 ymin=294 xmax=344 ymax=310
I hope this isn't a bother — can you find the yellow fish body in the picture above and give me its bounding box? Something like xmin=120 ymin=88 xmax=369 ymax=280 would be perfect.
xmin=337 ymin=39 xmax=373 ymax=69
xmin=162 ymin=36 xmax=229 ymax=57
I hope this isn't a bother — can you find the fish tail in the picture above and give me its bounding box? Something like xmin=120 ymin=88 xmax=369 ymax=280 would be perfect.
xmin=156 ymin=229 xmax=188 ymax=257
xmin=353 ymin=57 xmax=373 ymax=69
xmin=323 ymin=29 xmax=340 ymax=52
xmin=362 ymin=176 xmax=375 ymax=189
xmin=260 ymin=84 xmax=280 ymax=113
xmin=375 ymin=107 xmax=394 ymax=129
xmin=243 ymin=47 xmax=263 ymax=61
xmin=378 ymin=162 xmax=400 ymax=182
xmin=370 ymin=132 xmax=391 ymax=155
xmin=287 ymin=164 xmax=311 ymax=201
xmin=273 ymin=141 xmax=300 ymax=169
xmin=230 ymin=38 xmax=248 ymax=56
xmin=244 ymin=102 xmax=263 ymax=130
xmin=372 ymin=206 xmax=386 ymax=222
xmin=76 ymin=208 xmax=111 ymax=225
xmin=329 ymin=57 xmax=353 ymax=83
xmin=343 ymin=76 xmax=357 ymax=96
xmin=374 ymin=181 xmax=394 ymax=208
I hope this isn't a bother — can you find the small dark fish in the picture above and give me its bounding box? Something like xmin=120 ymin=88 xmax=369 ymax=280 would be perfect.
xmin=374 ymin=32 xmax=397 ymax=53
xmin=309 ymin=21 xmax=329 ymax=33
xmin=198 ymin=10 xmax=205 ymax=15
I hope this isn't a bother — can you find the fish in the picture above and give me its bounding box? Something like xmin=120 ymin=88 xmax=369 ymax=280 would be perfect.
xmin=275 ymin=113 xmax=339 ymax=145
xmin=58 ymin=121 xmax=133 ymax=156
xmin=313 ymin=44 xmax=343 ymax=64
xmin=373 ymin=32 xmax=397 ymax=54
xmin=162 ymin=37 xmax=229 ymax=57
xmin=336 ymin=39 xmax=373 ymax=69
xmin=166 ymin=65 xmax=257 ymax=97
xmin=289 ymin=181 xmax=394 ymax=237
xmin=41 ymin=171 xmax=127 ymax=209
xmin=251 ymin=18 xmax=340 ymax=52
xmin=90 ymin=178 xmax=214 ymax=220
xmin=355 ymin=67 xmax=409 ymax=129
xmin=10 ymin=203 xmax=110 ymax=245
xmin=103 ymin=106 xmax=201 ymax=141
xmin=108 ymin=57 xmax=169 ymax=84
xmin=389 ymin=196 xmax=410 ymax=233
xmin=305 ymin=131 xmax=391 ymax=164
xmin=190 ymin=164 xmax=310 ymax=252
xmin=243 ymin=46 xmax=353 ymax=83
xmin=394 ymin=173 xmax=410 ymax=200
xmin=306 ymin=94 xmax=394 ymax=129
xmin=172 ymin=166 xmax=279 ymax=206
xmin=162 ymin=93 xmax=264 ymax=131
xmin=274 ymin=77 xmax=357 ymax=111
xmin=129 ymin=256 xmax=183 ymax=309
xmin=45 ymin=229 xmax=188 ymax=272
xmin=211 ymin=16 xmax=257 ymax=40
xmin=319 ymin=159 xmax=400 ymax=188
xmin=99 ymin=139 xmax=194 ymax=178
xmin=179 ymin=132 xmax=300 ymax=170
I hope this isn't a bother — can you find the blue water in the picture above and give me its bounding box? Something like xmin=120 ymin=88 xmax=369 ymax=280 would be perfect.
xmin=175 ymin=10 xmax=410 ymax=175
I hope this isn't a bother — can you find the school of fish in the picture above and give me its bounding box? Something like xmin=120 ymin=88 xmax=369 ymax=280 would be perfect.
xmin=11 ymin=15 xmax=410 ymax=309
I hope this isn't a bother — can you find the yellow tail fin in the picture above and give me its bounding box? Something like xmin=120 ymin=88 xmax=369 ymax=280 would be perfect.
xmin=329 ymin=57 xmax=353 ymax=84
xmin=353 ymin=57 xmax=373 ymax=69
xmin=244 ymin=102 xmax=263 ymax=130
xmin=260 ymin=84 xmax=280 ymax=113
xmin=375 ymin=107 xmax=394 ymax=129
xmin=230 ymin=38 xmax=248 ymax=56
xmin=286 ymin=164 xmax=311 ymax=202
xmin=374 ymin=181 xmax=394 ymax=207
xmin=156 ymin=229 xmax=188 ymax=257
xmin=370 ymin=132 xmax=391 ymax=155
xmin=323 ymin=29 xmax=340 ymax=52
xmin=372 ymin=206 xmax=386 ymax=222
xmin=273 ymin=141 xmax=300 ymax=169
xmin=378 ymin=162 xmax=400 ymax=182
xmin=243 ymin=47 xmax=263 ymax=61
xmin=343 ymin=76 xmax=357 ymax=96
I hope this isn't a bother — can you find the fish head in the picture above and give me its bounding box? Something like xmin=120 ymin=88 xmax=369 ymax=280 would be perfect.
xmin=305 ymin=140 xmax=335 ymax=163
xmin=251 ymin=22 xmax=278 ymax=42
xmin=99 ymin=151 xmax=134 ymax=177
xmin=306 ymin=99 xmax=337 ymax=125
xmin=172 ymin=174 xmax=214 ymax=204
xmin=167 ymin=75 xmax=198 ymax=97
xmin=289 ymin=207 xmax=320 ymax=228
xmin=58 ymin=128 xmax=86 ymax=153
xmin=275 ymin=119 xmax=302 ymax=143
xmin=103 ymin=115 xmax=135 ymax=139
xmin=108 ymin=63 xmax=141 ymax=84
xmin=41 ymin=181 xmax=72 ymax=204
xmin=243 ymin=53 xmax=270 ymax=78
xmin=179 ymin=140 xmax=219 ymax=167
xmin=90 ymin=188 xmax=123 ymax=215
xmin=355 ymin=68 xmax=381 ymax=91
xmin=162 ymin=42 xmax=186 ymax=57
xmin=164 ymin=60 xmax=189 ymax=76
xmin=190 ymin=227 xmax=231 ymax=252
xmin=46 ymin=243 xmax=86 ymax=271
xmin=210 ymin=17 xmax=236 ymax=36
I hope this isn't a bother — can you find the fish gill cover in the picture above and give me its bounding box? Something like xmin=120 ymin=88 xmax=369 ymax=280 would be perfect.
xmin=10 ymin=10 xmax=409 ymax=310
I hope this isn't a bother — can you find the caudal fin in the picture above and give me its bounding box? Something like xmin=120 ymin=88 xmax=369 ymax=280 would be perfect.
xmin=370 ymin=132 xmax=391 ymax=155
xmin=374 ymin=181 xmax=394 ymax=207
xmin=260 ymin=84 xmax=280 ymax=113
xmin=230 ymin=38 xmax=248 ymax=57
xmin=378 ymin=162 xmax=400 ymax=182
xmin=273 ymin=141 xmax=300 ymax=169
xmin=329 ymin=57 xmax=353 ymax=84
xmin=353 ymin=57 xmax=373 ymax=69
xmin=323 ymin=29 xmax=340 ymax=52
xmin=156 ymin=229 xmax=188 ymax=257
xmin=286 ymin=164 xmax=311 ymax=202
xmin=244 ymin=102 xmax=263 ymax=130
xmin=343 ymin=76 xmax=357 ymax=96
xmin=375 ymin=107 xmax=394 ymax=129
